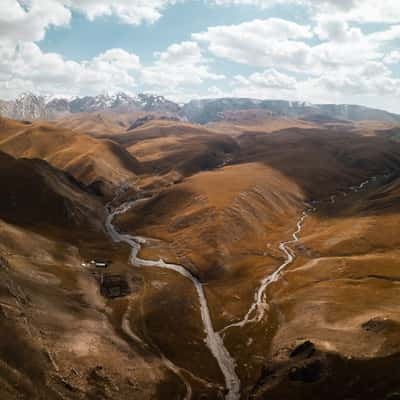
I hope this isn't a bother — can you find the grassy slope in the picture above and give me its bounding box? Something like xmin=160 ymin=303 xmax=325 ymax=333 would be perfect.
xmin=0 ymin=117 xmax=141 ymax=195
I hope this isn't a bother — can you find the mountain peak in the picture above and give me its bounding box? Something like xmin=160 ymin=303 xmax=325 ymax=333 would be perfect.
xmin=1 ymin=93 xmax=400 ymax=124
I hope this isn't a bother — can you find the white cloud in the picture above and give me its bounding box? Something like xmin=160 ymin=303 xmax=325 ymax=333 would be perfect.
xmin=235 ymin=69 xmax=297 ymax=89
xmin=92 ymin=48 xmax=141 ymax=70
xmin=210 ymin=0 xmax=354 ymax=10
xmin=0 ymin=39 xmax=224 ymax=100
xmin=207 ymin=59 xmax=400 ymax=113
xmin=65 ymin=0 xmax=178 ymax=25
xmin=319 ymin=1 xmax=400 ymax=24
xmin=194 ymin=17 xmax=400 ymax=77
xmin=0 ymin=0 xmax=178 ymax=45
xmin=0 ymin=42 xmax=140 ymax=98
xmin=0 ymin=0 xmax=71 ymax=44
xmin=384 ymin=50 xmax=400 ymax=65
xmin=193 ymin=18 xmax=313 ymax=72
xmin=141 ymin=41 xmax=224 ymax=89
xmin=303 ymin=62 xmax=400 ymax=98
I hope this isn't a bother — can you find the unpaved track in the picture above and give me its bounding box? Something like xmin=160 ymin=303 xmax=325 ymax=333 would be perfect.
xmin=106 ymin=200 xmax=240 ymax=400
xmin=105 ymin=174 xmax=385 ymax=398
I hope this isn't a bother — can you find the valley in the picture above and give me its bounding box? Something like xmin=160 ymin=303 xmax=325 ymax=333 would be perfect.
xmin=1 ymin=105 xmax=400 ymax=400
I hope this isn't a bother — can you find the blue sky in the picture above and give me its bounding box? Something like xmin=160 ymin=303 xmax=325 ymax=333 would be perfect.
xmin=1 ymin=0 xmax=400 ymax=112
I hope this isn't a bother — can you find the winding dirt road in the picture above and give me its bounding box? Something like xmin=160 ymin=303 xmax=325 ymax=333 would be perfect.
xmin=104 ymin=173 xmax=386 ymax=399
xmin=105 ymin=200 xmax=240 ymax=400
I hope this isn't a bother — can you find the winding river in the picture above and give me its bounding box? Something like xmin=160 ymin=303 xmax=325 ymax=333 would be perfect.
xmin=105 ymin=199 xmax=240 ymax=400
xmin=220 ymin=176 xmax=378 ymax=335
xmin=105 ymin=173 xmax=385 ymax=398
xmin=220 ymin=210 xmax=310 ymax=334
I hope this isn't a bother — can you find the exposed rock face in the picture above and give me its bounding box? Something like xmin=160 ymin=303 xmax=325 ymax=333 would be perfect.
xmin=182 ymin=98 xmax=400 ymax=124
xmin=289 ymin=341 xmax=316 ymax=359
xmin=1 ymin=93 xmax=400 ymax=124
xmin=0 ymin=93 xmax=180 ymax=120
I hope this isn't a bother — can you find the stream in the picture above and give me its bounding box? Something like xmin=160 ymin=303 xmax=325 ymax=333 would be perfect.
xmin=105 ymin=199 xmax=241 ymax=400
xmin=104 ymin=173 xmax=386 ymax=398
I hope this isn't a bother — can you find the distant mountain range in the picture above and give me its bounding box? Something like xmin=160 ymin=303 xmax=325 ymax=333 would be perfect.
xmin=1 ymin=92 xmax=400 ymax=124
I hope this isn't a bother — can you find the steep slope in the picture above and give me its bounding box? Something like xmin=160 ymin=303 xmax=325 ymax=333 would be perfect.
xmin=0 ymin=151 xmax=103 ymax=232
xmin=0 ymin=118 xmax=141 ymax=196
xmin=0 ymin=152 xmax=178 ymax=400
xmin=104 ymin=120 xmax=239 ymax=187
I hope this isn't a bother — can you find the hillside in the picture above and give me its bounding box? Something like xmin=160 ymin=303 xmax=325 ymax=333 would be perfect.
xmin=0 ymin=151 xmax=177 ymax=400
xmin=0 ymin=117 xmax=141 ymax=196
xmin=102 ymin=120 xmax=239 ymax=188
xmin=248 ymin=172 xmax=400 ymax=400
xmin=1 ymin=111 xmax=400 ymax=399
xmin=0 ymin=151 xmax=103 ymax=232
xmin=109 ymin=121 xmax=400 ymax=397
xmin=116 ymin=162 xmax=305 ymax=279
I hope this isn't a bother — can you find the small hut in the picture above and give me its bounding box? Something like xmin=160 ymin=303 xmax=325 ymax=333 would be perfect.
xmin=90 ymin=260 xmax=111 ymax=269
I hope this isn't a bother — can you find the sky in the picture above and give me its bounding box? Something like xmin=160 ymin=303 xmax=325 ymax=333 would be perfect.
xmin=0 ymin=0 xmax=400 ymax=112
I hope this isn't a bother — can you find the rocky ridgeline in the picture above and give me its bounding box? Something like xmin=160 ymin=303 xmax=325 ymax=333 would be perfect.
xmin=1 ymin=92 xmax=400 ymax=124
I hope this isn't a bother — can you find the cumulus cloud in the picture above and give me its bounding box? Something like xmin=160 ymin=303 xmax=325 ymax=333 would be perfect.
xmin=65 ymin=0 xmax=178 ymax=25
xmin=0 ymin=40 xmax=224 ymax=99
xmin=0 ymin=42 xmax=140 ymax=98
xmin=0 ymin=0 xmax=178 ymax=45
xmin=142 ymin=41 xmax=224 ymax=89
xmin=193 ymin=17 xmax=400 ymax=77
xmin=303 ymin=62 xmax=400 ymax=97
xmin=0 ymin=0 xmax=71 ymax=44
xmin=384 ymin=50 xmax=400 ymax=65
xmin=235 ymin=69 xmax=297 ymax=90
xmin=193 ymin=18 xmax=313 ymax=72
xmin=0 ymin=0 xmax=399 ymax=113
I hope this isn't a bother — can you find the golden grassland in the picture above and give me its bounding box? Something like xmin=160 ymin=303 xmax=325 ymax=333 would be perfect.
xmin=1 ymin=113 xmax=400 ymax=399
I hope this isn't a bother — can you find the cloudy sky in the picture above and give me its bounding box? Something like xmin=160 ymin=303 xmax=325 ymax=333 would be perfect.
xmin=1 ymin=1 xmax=400 ymax=112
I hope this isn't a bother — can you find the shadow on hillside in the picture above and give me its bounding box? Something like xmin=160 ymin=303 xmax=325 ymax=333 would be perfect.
xmin=233 ymin=127 xmax=400 ymax=218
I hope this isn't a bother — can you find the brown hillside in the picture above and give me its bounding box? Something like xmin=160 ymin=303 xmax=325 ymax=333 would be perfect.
xmin=54 ymin=111 xmax=142 ymax=135
xmin=236 ymin=127 xmax=400 ymax=197
xmin=104 ymin=120 xmax=239 ymax=183
xmin=0 ymin=120 xmax=141 ymax=195
xmin=117 ymin=162 xmax=305 ymax=280
xmin=0 ymin=151 xmax=103 ymax=232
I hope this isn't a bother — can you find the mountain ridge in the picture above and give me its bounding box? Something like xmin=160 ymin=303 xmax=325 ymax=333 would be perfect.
xmin=1 ymin=92 xmax=399 ymax=124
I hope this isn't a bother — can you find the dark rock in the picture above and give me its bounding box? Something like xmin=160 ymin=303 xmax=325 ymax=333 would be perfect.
xmin=288 ymin=360 xmax=323 ymax=383
xmin=88 ymin=366 xmax=109 ymax=385
xmin=362 ymin=318 xmax=392 ymax=333
xmin=100 ymin=274 xmax=131 ymax=298
xmin=0 ymin=256 xmax=9 ymax=268
xmin=290 ymin=341 xmax=316 ymax=358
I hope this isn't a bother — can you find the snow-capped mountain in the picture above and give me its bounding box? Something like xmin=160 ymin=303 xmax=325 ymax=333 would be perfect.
xmin=0 ymin=92 xmax=399 ymax=124
xmin=0 ymin=92 xmax=180 ymax=120
xmin=181 ymin=98 xmax=400 ymax=124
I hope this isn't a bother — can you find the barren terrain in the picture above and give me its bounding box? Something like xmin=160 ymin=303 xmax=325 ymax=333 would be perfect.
xmin=1 ymin=112 xmax=400 ymax=399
